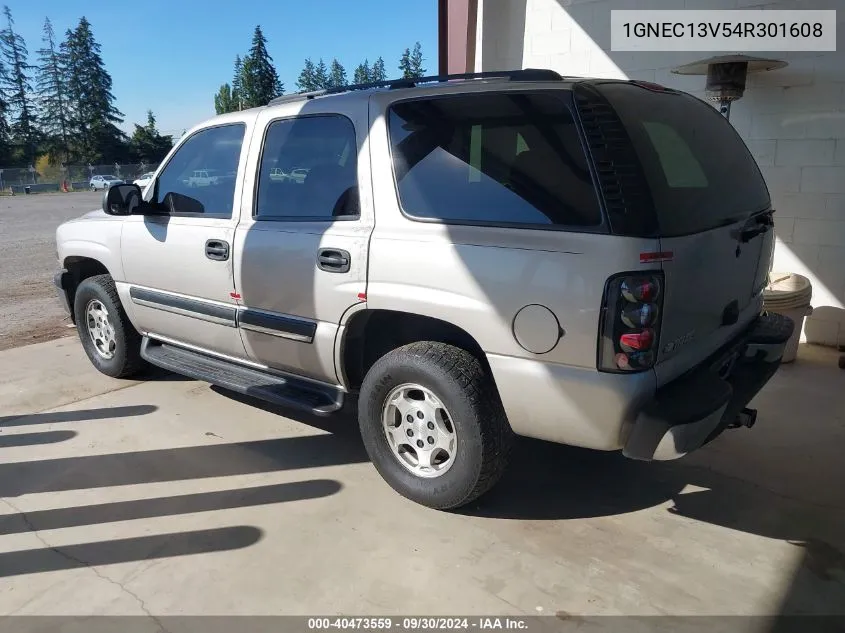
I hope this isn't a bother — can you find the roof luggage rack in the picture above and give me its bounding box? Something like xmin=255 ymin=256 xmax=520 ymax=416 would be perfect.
xmin=268 ymin=68 xmax=564 ymax=105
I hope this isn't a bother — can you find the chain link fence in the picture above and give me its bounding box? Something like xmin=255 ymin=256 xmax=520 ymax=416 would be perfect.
xmin=1 ymin=163 xmax=161 ymax=193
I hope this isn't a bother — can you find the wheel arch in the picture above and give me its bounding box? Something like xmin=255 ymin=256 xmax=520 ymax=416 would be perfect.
xmin=62 ymin=256 xmax=112 ymax=322
xmin=339 ymin=309 xmax=494 ymax=391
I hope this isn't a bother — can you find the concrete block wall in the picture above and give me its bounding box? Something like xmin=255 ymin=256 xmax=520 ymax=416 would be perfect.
xmin=477 ymin=0 xmax=845 ymax=346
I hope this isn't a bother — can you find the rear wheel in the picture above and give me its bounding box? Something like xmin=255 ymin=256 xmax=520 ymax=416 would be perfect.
xmin=73 ymin=274 xmax=146 ymax=378
xmin=358 ymin=342 xmax=512 ymax=510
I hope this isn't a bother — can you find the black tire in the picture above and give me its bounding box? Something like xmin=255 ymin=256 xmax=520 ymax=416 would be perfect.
xmin=358 ymin=341 xmax=512 ymax=510
xmin=73 ymin=274 xmax=146 ymax=378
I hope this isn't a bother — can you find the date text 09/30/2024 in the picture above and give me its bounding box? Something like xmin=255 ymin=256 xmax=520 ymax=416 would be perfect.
xmin=307 ymin=618 xmax=529 ymax=630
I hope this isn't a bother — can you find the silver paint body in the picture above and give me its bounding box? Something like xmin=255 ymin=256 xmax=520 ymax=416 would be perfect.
xmin=56 ymin=79 xmax=772 ymax=452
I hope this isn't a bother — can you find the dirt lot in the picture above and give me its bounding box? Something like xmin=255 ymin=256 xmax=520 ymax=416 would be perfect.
xmin=0 ymin=192 xmax=102 ymax=351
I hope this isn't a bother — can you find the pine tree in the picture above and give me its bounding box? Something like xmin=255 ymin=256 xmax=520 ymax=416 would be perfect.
xmin=35 ymin=17 xmax=70 ymax=163
xmin=63 ymin=17 xmax=126 ymax=163
xmin=0 ymin=90 xmax=9 ymax=164
xmin=353 ymin=59 xmax=370 ymax=84
xmin=240 ymin=26 xmax=283 ymax=107
xmin=232 ymin=55 xmax=243 ymax=110
xmin=214 ymin=83 xmax=235 ymax=114
xmin=398 ymin=47 xmax=412 ymax=79
xmin=128 ymin=110 xmax=173 ymax=162
xmin=0 ymin=84 xmax=9 ymax=165
xmin=371 ymin=56 xmax=387 ymax=82
xmin=328 ymin=58 xmax=347 ymax=88
xmin=296 ymin=57 xmax=316 ymax=92
xmin=1 ymin=6 xmax=38 ymax=164
xmin=313 ymin=58 xmax=329 ymax=90
xmin=409 ymin=42 xmax=425 ymax=78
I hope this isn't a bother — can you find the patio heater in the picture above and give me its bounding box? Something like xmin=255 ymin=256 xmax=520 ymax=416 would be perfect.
xmin=671 ymin=54 xmax=788 ymax=121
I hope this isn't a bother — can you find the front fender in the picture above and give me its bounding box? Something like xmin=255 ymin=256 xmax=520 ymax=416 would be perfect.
xmin=57 ymin=219 xmax=125 ymax=281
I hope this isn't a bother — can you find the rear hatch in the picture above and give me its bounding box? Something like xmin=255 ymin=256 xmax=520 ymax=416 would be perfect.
xmin=580 ymin=81 xmax=775 ymax=381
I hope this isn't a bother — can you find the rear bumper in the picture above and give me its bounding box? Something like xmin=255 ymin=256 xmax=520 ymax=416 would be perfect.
xmin=53 ymin=269 xmax=73 ymax=318
xmin=623 ymin=312 xmax=794 ymax=461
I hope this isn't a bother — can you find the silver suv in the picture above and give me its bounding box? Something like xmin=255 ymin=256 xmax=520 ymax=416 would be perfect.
xmin=54 ymin=69 xmax=794 ymax=509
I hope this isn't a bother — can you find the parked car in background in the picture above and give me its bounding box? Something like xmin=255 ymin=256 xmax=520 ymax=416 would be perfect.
xmin=269 ymin=167 xmax=288 ymax=181
xmin=289 ymin=167 xmax=309 ymax=183
xmin=186 ymin=169 xmax=219 ymax=187
xmin=89 ymin=175 xmax=124 ymax=191
xmin=134 ymin=172 xmax=155 ymax=189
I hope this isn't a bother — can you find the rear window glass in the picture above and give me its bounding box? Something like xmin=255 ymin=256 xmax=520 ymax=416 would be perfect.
xmin=599 ymin=83 xmax=770 ymax=236
xmin=388 ymin=92 xmax=602 ymax=228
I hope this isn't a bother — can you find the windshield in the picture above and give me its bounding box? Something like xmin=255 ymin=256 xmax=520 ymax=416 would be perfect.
xmin=597 ymin=83 xmax=771 ymax=236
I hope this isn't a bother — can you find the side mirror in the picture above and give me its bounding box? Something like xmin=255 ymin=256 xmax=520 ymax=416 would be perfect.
xmin=103 ymin=183 xmax=144 ymax=215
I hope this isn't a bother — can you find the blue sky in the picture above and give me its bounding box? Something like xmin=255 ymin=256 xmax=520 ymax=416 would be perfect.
xmin=11 ymin=0 xmax=437 ymax=137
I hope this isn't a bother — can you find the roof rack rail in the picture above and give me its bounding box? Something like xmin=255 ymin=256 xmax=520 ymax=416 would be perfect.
xmin=267 ymin=68 xmax=563 ymax=106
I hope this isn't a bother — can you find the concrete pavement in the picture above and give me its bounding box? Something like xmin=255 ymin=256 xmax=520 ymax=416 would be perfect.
xmin=0 ymin=338 xmax=843 ymax=616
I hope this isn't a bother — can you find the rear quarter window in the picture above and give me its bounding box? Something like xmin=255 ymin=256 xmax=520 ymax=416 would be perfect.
xmin=598 ymin=83 xmax=771 ymax=237
xmin=388 ymin=91 xmax=603 ymax=229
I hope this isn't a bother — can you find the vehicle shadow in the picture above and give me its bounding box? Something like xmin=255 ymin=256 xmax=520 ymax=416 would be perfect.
xmin=459 ymin=437 xmax=684 ymax=520
xmin=0 ymin=430 xmax=77 ymax=448
xmin=467 ymin=434 xmax=845 ymax=618
xmin=0 ymin=405 xmax=158 ymax=428
xmin=0 ymin=526 xmax=262 ymax=578
xmin=0 ymin=480 xmax=341 ymax=536
xmin=208 ymin=386 xmax=845 ymax=615
xmin=0 ymin=430 xmax=366 ymax=498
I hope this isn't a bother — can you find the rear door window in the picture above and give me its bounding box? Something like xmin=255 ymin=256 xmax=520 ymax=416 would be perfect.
xmin=255 ymin=115 xmax=359 ymax=221
xmin=598 ymin=83 xmax=771 ymax=236
xmin=388 ymin=91 xmax=602 ymax=229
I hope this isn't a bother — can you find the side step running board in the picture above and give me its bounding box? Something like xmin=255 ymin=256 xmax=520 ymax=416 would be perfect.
xmin=140 ymin=338 xmax=344 ymax=416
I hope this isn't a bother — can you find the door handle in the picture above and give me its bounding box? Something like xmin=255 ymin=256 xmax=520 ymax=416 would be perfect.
xmin=316 ymin=248 xmax=351 ymax=273
xmin=205 ymin=239 xmax=229 ymax=261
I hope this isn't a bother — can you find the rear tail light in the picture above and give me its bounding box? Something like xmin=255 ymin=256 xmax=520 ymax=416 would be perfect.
xmin=619 ymin=329 xmax=654 ymax=352
xmin=598 ymin=271 xmax=664 ymax=373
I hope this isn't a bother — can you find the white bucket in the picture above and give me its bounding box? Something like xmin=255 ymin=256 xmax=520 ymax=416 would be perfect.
xmin=763 ymin=272 xmax=813 ymax=363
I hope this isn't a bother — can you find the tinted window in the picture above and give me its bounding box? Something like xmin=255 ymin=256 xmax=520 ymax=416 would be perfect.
xmin=154 ymin=123 xmax=245 ymax=217
xmin=599 ymin=83 xmax=771 ymax=236
xmin=388 ymin=92 xmax=601 ymax=228
xmin=255 ymin=115 xmax=359 ymax=220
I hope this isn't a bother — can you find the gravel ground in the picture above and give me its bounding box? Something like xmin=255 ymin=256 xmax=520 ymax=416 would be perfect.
xmin=0 ymin=192 xmax=102 ymax=350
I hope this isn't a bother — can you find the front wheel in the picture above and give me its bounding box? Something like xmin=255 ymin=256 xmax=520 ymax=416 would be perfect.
xmin=73 ymin=274 xmax=146 ymax=378
xmin=358 ymin=342 xmax=512 ymax=510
